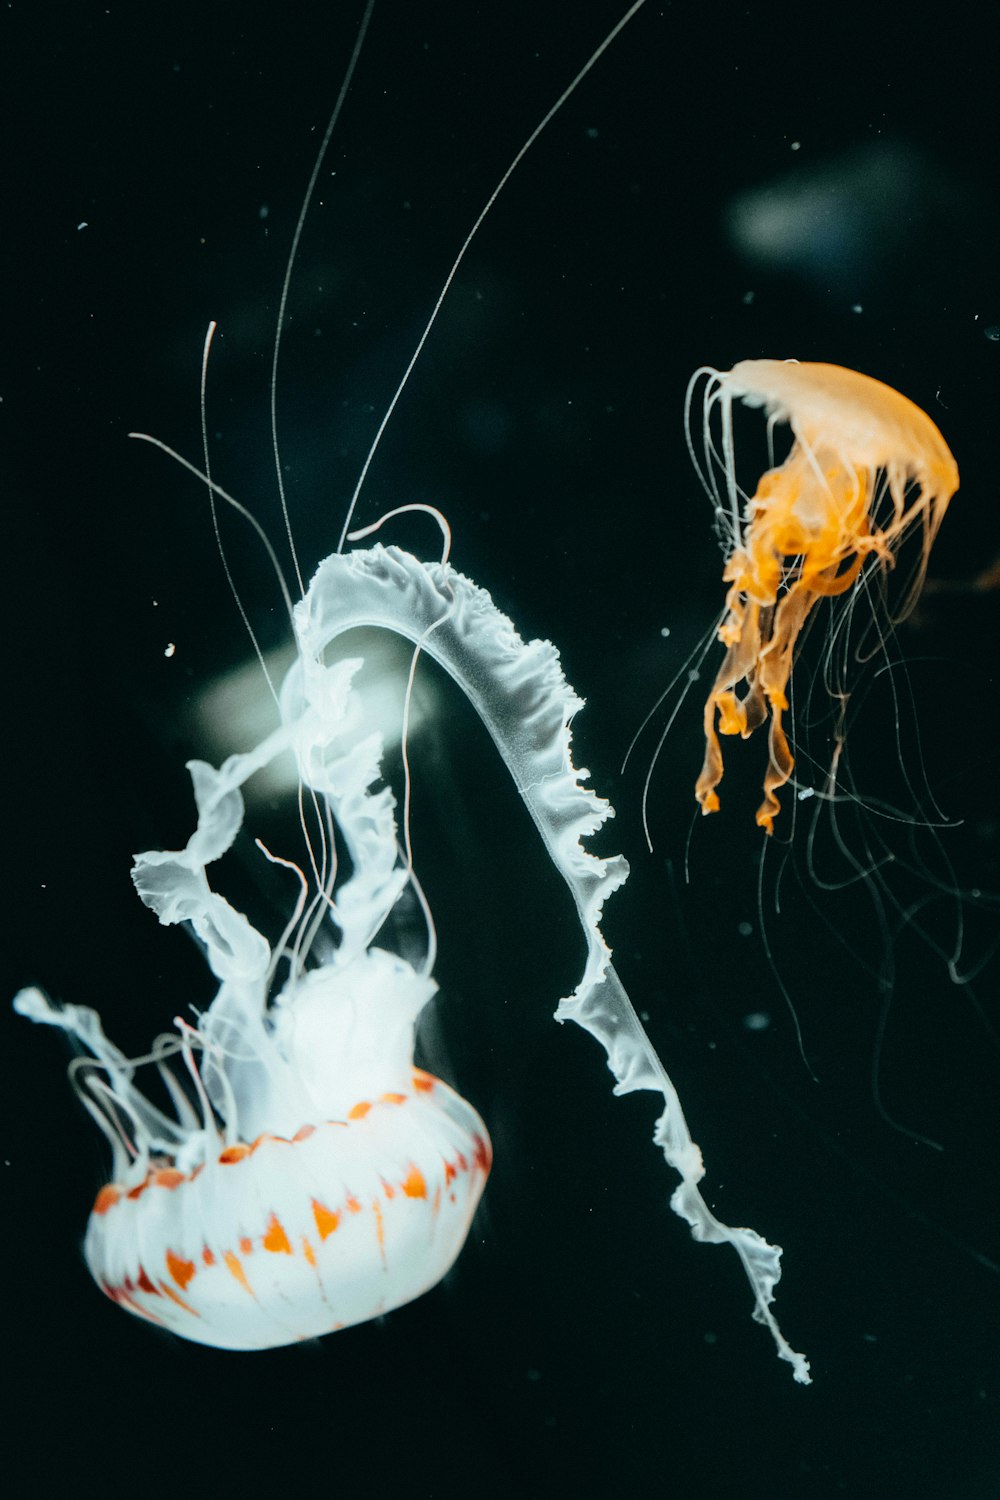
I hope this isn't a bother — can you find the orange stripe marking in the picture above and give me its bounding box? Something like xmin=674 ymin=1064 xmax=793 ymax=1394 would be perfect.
xmin=166 ymin=1249 xmax=196 ymax=1290
xmin=153 ymin=1168 xmax=185 ymax=1189
xmin=219 ymin=1143 xmax=253 ymax=1164
xmin=312 ymin=1199 xmax=340 ymax=1240
xmin=262 ymin=1213 xmax=292 ymax=1254
xmin=224 ymin=1251 xmax=253 ymax=1296
xmin=158 ymin=1281 xmax=200 ymax=1316
xmin=372 ymin=1198 xmax=385 ymax=1258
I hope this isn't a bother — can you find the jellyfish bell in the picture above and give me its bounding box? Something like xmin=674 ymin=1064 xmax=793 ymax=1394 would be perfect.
xmin=13 ymin=992 xmax=489 ymax=1352
xmin=687 ymin=358 xmax=959 ymax=833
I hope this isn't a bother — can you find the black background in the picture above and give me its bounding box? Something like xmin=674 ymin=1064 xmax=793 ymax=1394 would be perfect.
xmin=4 ymin=2 xmax=999 ymax=1495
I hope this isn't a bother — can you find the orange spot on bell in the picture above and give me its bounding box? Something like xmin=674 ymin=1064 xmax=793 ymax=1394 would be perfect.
xmin=348 ymin=1101 xmax=372 ymax=1120
xmin=412 ymin=1071 xmax=434 ymax=1093
xmin=239 ymin=1236 xmax=253 ymax=1255
xmin=136 ymin=1266 xmax=159 ymax=1296
xmin=311 ymin=1199 xmax=340 ymax=1240
xmin=292 ymin=1123 xmax=316 ymax=1142
xmin=262 ymin=1213 xmax=293 ymax=1255
xmin=224 ymin=1250 xmax=253 ymax=1297
xmin=401 ymin=1166 xmax=427 ymax=1199
xmin=202 ymin=1246 xmax=216 ymax=1267
xmin=153 ymin=1168 xmax=185 ymax=1190
xmin=165 ymin=1249 xmax=196 ymax=1291
xmin=302 ymin=1237 xmax=317 ymax=1268
xmin=380 ymin=1092 xmax=406 ymax=1105
xmin=473 ymin=1135 xmax=492 ymax=1173
xmin=345 ymin=1194 xmax=362 ymax=1215
xmin=93 ymin=1185 xmax=122 ymax=1215
xmin=219 ymin=1142 xmax=253 ymax=1164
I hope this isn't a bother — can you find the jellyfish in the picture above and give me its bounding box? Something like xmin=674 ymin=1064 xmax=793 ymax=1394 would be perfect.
xmin=12 ymin=2 xmax=812 ymax=1382
xmin=688 ymin=359 xmax=959 ymax=832
xmin=14 ymin=540 xmax=811 ymax=1378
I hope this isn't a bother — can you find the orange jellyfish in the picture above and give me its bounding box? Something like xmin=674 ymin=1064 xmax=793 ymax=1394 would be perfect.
xmin=688 ymin=359 xmax=959 ymax=832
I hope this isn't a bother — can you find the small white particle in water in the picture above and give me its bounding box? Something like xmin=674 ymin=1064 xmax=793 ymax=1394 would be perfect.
xmin=797 ymin=786 xmax=815 ymax=801
xmin=687 ymin=667 xmax=701 ymax=682
xmin=743 ymin=1011 xmax=771 ymax=1032
xmin=77 ymin=221 xmax=88 ymax=231
xmin=790 ymin=141 xmax=801 ymax=151
xmin=737 ymin=921 xmax=753 ymax=937
xmin=259 ymin=203 xmax=269 ymax=220
xmin=852 ymin=303 xmax=863 ymax=314
xmin=742 ymin=289 xmax=755 ymax=304
xmin=164 ymin=643 xmax=176 ymax=658
xmin=660 ymin=625 xmax=671 ymax=638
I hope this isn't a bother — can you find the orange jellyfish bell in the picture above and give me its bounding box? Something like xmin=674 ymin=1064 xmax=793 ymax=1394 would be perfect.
xmin=688 ymin=359 xmax=959 ymax=832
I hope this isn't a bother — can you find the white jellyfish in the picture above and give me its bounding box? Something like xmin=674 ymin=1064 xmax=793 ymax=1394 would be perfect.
xmin=13 ymin=0 xmax=811 ymax=1382
xmin=14 ymin=541 xmax=810 ymax=1379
